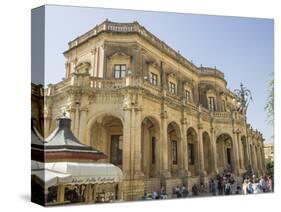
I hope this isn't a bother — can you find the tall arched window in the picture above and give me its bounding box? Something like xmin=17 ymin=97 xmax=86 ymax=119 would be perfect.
xmin=206 ymin=89 xmax=216 ymax=111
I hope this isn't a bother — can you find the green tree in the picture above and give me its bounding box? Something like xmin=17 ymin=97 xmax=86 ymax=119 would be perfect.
xmin=266 ymin=160 xmax=274 ymax=176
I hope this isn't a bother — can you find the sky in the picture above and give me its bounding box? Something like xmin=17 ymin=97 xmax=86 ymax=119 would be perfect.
xmin=43 ymin=5 xmax=274 ymax=142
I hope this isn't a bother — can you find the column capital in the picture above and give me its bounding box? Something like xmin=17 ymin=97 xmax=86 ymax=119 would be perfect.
xmin=232 ymin=128 xmax=241 ymax=134
xmin=134 ymin=107 xmax=143 ymax=112
xmin=80 ymin=107 xmax=88 ymax=112
xmin=123 ymin=107 xmax=132 ymax=112
xmin=161 ymin=111 xmax=168 ymax=119
xmin=181 ymin=117 xmax=187 ymax=125
xmin=197 ymin=123 xmax=203 ymax=130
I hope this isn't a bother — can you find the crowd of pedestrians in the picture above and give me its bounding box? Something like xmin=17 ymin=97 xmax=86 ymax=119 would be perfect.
xmin=142 ymin=171 xmax=273 ymax=200
xmin=242 ymin=175 xmax=274 ymax=194
xmin=173 ymin=185 xmax=188 ymax=198
xmin=208 ymin=171 xmax=274 ymax=196
xmin=142 ymin=186 xmax=168 ymax=200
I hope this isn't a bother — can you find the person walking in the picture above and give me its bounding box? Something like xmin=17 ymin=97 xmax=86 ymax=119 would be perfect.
xmin=247 ymin=180 xmax=253 ymax=194
xmin=242 ymin=179 xmax=248 ymax=194
xmin=210 ymin=179 xmax=216 ymax=196
xmin=218 ymin=178 xmax=224 ymax=195
xmin=268 ymin=176 xmax=273 ymax=192
xmin=224 ymin=180 xmax=231 ymax=195
xmin=259 ymin=176 xmax=266 ymax=192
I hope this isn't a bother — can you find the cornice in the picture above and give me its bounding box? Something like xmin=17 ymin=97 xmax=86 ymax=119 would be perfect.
xmin=64 ymin=20 xmax=225 ymax=81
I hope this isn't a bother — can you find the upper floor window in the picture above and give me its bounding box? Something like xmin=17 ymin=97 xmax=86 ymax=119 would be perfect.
xmin=185 ymin=90 xmax=191 ymax=102
xmin=168 ymin=82 xmax=176 ymax=94
xmin=208 ymin=96 xmax=216 ymax=111
xmin=149 ymin=72 xmax=158 ymax=86
xmin=114 ymin=64 xmax=126 ymax=78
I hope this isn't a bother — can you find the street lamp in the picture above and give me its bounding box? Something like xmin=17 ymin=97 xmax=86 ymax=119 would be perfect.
xmin=233 ymin=83 xmax=253 ymax=114
xmin=234 ymin=83 xmax=253 ymax=174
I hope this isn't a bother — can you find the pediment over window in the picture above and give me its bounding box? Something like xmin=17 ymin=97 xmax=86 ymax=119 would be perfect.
xmin=108 ymin=51 xmax=131 ymax=59
xmin=206 ymin=89 xmax=216 ymax=96
xmin=74 ymin=61 xmax=91 ymax=74
xmin=168 ymin=73 xmax=177 ymax=79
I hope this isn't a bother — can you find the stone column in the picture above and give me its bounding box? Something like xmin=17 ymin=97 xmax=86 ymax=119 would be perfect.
xmin=132 ymin=45 xmax=141 ymax=77
xmin=259 ymin=147 xmax=263 ymax=173
xmin=56 ymin=185 xmax=65 ymax=203
xmin=85 ymin=184 xmax=92 ymax=203
xmin=74 ymin=107 xmax=80 ymax=137
xmin=143 ymin=126 xmax=150 ymax=176
xmin=180 ymin=118 xmax=188 ymax=176
xmin=92 ymin=184 xmax=96 ymax=203
xmin=133 ymin=108 xmax=144 ymax=179
xmin=160 ymin=111 xmax=170 ymax=178
xmin=257 ymin=147 xmax=261 ymax=174
xmin=123 ymin=108 xmax=132 ymax=178
xmin=237 ymin=133 xmax=245 ymax=171
xmin=197 ymin=124 xmax=206 ymax=175
xmin=160 ymin=61 xmax=167 ymax=91
xmin=68 ymin=108 xmax=76 ymax=133
xmin=253 ymin=145 xmax=258 ymax=174
xmin=94 ymin=47 xmax=98 ymax=77
xmin=232 ymin=130 xmax=240 ymax=175
xmin=130 ymin=108 xmax=135 ymax=177
xmin=90 ymin=48 xmax=96 ymax=77
xmin=221 ymin=140 xmax=225 ymax=168
xmin=211 ymin=128 xmax=218 ymax=174
xmin=78 ymin=108 xmax=88 ymax=143
xmin=261 ymin=145 xmax=266 ymax=172
xmin=246 ymin=136 xmax=252 ymax=170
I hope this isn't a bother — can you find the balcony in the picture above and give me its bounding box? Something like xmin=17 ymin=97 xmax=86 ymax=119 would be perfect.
xmin=89 ymin=77 xmax=125 ymax=90
xmin=46 ymin=76 xmax=245 ymax=124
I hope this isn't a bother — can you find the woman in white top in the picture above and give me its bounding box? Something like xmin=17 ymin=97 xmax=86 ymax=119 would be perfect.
xmin=242 ymin=179 xmax=248 ymax=194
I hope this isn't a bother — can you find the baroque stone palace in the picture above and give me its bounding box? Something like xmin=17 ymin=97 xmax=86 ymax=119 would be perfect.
xmin=40 ymin=20 xmax=266 ymax=200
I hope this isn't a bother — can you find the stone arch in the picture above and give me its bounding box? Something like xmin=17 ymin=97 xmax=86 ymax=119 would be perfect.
xmin=202 ymin=131 xmax=212 ymax=174
xmin=216 ymin=133 xmax=234 ymax=173
xmin=186 ymin=127 xmax=199 ymax=176
xmin=141 ymin=116 xmax=161 ymax=178
xmin=86 ymin=111 xmax=124 ymax=144
xmin=141 ymin=113 xmax=161 ymax=127
xmin=167 ymin=121 xmax=181 ymax=176
xmin=87 ymin=113 xmax=124 ymax=169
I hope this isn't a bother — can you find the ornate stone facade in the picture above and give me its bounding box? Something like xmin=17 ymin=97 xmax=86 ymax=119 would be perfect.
xmin=42 ymin=20 xmax=266 ymax=200
xmin=264 ymin=143 xmax=274 ymax=162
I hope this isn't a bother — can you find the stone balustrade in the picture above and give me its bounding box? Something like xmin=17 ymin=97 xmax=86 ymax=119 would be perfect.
xmin=199 ymin=67 xmax=225 ymax=79
xmin=46 ymin=75 xmax=247 ymax=124
xmin=89 ymin=77 xmax=125 ymax=90
xmin=213 ymin=112 xmax=232 ymax=119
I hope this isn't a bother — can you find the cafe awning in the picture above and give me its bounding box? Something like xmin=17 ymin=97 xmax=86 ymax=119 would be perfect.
xmin=32 ymin=169 xmax=71 ymax=188
xmin=31 ymin=161 xmax=123 ymax=188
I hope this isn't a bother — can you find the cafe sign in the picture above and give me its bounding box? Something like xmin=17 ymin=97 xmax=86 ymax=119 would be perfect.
xmin=61 ymin=176 xmax=119 ymax=184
